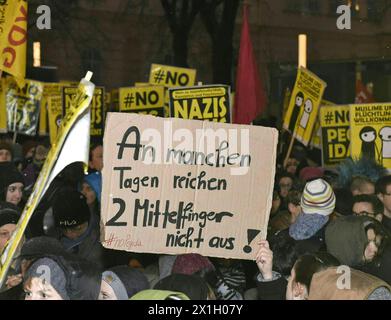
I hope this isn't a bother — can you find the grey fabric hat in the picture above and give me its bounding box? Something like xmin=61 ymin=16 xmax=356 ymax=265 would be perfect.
xmin=25 ymin=257 xmax=70 ymax=300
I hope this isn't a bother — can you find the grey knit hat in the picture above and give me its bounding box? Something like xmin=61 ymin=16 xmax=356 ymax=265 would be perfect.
xmin=25 ymin=257 xmax=70 ymax=300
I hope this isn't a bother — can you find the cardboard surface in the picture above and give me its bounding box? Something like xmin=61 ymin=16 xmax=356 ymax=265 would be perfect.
xmin=101 ymin=113 xmax=278 ymax=260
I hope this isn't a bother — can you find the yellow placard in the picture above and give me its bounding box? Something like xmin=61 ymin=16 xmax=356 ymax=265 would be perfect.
xmin=39 ymin=83 xmax=62 ymax=136
xmin=41 ymin=83 xmax=62 ymax=141
xmin=169 ymin=85 xmax=231 ymax=123
xmin=135 ymin=82 xmax=151 ymax=87
xmin=119 ymin=86 xmax=164 ymax=117
xmin=0 ymin=0 xmax=27 ymax=82
xmin=283 ymin=67 xmax=327 ymax=146
xmin=105 ymin=92 xmax=111 ymax=113
xmin=63 ymin=86 xmax=105 ymax=136
xmin=320 ymin=105 xmax=350 ymax=167
xmin=149 ymin=64 xmax=196 ymax=88
xmin=111 ymin=89 xmax=119 ymax=112
xmin=0 ymin=78 xmax=6 ymax=133
xmin=350 ymin=103 xmax=391 ymax=169
xmin=47 ymin=95 xmax=63 ymax=145
xmin=310 ymin=100 xmax=336 ymax=149
xmin=6 ymin=78 xmax=43 ymax=135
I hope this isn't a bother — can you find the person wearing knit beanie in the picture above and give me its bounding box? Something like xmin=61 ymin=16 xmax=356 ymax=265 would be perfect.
xmin=172 ymin=253 xmax=215 ymax=276
xmin=0 ymin=204 xmax=19 ymax=253
xmin=0 ymin=142 xmax=13 ymax=163
xmin=100 ymin=265 xmax=150 ymax=300
xmin=289 ymin=179 xmax=336 ymax=240
xmin=52 ymin=187 xmax=105 ymax=268
xmin=0 ymin=162 xmax=24 ymax=206
xmin=81 ymin=172 xmax=102 ymax=218
xmin=299 ymin=167 xmax=325 ymax=182
xmin=23 ymin=257 xmax=70 ymax=300
xmin=53 ymin=188 xmax=91 ymax=232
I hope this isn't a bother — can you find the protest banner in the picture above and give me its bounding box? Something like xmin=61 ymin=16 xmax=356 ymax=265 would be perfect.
xmin=169 ymin=85 xmax=231 ymax=123
xmin=135 ymin=82 xmax=151 ymax=87
xmin=320 ymin=105 xmax=350 ymax=167
xmin=38 ymin=101 xmax=48 ymax=135
xmin=283 ymin=67 xmax=327 ymax=146
xmin=0 ymin=78 xmax=6 ymax=133
xmin=0 ymin=72 xmax=95 ymax=287
xmin=63 ymin=86 xmax=105 ymax=137
xmin=101 ymin=113 xmax=278 ymax=260
xmin=119 ymin=86 xmax=165 ymax=117
xmin=149 ymin=64 xmax=196 ymax=88
xmin=350 ymin=103 xmax=391 ymax=169
xmin=47 ymin=95 xmax=63 ymax=144
xmin=0 ymin=0 xmax=27 ymax=83
xmin=39 ymin=83 xmax=62 ymax=136
xmin=105 ymin=92 xmax=111 ymax=113
xmin=6 ymin=78 xmax=43 ymax=136
xmin=310 ymin=100 xmax=335 ymax=149
xmin=111 ymin=89 xmax=119 ymax=112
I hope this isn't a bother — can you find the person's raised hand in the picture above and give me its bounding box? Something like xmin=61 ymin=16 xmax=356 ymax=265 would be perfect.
xmin=255 ymin=240 xmax=273 ymax=280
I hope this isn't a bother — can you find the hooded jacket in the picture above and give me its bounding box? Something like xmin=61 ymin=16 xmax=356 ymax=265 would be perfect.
xmin=18 ymin=238 xmax=101 ymax=300
xmin=309 ymin=267 xmax=391 ymax=300
xmin=325 ymin=215 xmax=379 ymax=267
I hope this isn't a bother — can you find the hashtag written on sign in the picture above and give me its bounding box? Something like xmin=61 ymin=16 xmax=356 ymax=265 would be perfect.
xmin=124 ymin=93 xmax=135 ymax=109
xmin=324 ymin=112 xmax=334 ymax=125
xmin=153 ymin=70 xmax=165 ymax=84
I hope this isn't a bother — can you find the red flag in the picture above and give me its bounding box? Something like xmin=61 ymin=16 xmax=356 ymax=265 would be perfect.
xmin=234 ymin=4 xmax=267 ymax=124
xmin=355 ymin=78 xmax=374 ymax=104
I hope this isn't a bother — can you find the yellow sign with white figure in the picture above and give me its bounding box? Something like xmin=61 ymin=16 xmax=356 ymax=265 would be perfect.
xmin=350 ymin=103 xmax=391 ymax=169
xmin=283 ymin=67 xmax=327 ymax=146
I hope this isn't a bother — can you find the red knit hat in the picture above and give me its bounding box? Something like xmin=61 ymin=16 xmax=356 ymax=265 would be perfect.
xmin=299 ymin=167 xmax=324 ymax=182
xmin=172 ymin=254 xmax=215 ymax=275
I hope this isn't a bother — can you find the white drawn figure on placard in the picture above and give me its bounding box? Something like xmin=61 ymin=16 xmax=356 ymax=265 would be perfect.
xmin=299 ymin=98 xmax=313 ymax=129
xmin=360 ymin=126 xmax=380 ymax=162
xmin=379 ymin=126 xmax=391 ymax=164
xmin=288 ymin=91 xmax=304 ymax=133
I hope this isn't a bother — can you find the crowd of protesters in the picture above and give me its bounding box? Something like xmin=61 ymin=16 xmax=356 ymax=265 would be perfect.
xmin=1 ymin=128 xmax=391 ymax=300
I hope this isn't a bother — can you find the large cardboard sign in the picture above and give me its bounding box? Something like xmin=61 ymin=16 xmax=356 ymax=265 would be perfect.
xmin=6 ymin=78 xmax=43 ymax=135
xmin=119 ymin=86 xmax=165 ymax=117
xmin=63 ymin=86 xmax=105 ymax=136
xmin=283 ymin=67 xmax=327 ymax=145
xmin=149 ymin=64 xmax=196 ymax=88
xmin=350 ymin=103 xmax=391 ymax=169
xmin=169 ymin=85 xmax=231 ymax=123
xmin=320 ymin=105 xmax=350 ymax=167
xmin=101 ymin=113 xmax=278 ymax=260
